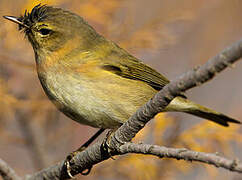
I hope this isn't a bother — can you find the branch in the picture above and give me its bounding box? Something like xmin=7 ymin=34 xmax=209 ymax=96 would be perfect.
xmin=26 ymin=39 xmax=242 ymax=179
xmin=0 ymin=158 xmax=21 ymax=180
xmin=119 ymin=143 xmax=242 ymax=173
xmin=26 ymin=143 xmax=107 ymax=180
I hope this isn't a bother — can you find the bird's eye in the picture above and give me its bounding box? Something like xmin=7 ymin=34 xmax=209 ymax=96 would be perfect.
xmin=39 ymin=28 xmax=52 ymax=36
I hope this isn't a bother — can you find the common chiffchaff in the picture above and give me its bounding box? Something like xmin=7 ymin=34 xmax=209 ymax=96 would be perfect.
xmin=3 ymin=5 xmax=240 ymax=132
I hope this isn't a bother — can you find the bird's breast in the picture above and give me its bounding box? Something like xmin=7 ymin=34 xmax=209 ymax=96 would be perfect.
xmin=37 ymin=63 xmax=156 ymax=129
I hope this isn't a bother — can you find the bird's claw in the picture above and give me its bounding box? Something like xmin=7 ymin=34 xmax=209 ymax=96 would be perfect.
xmin=64 ymin=148 xmax=93 ymax=178
xmin=100 ymin=130 xmax=117 ymax=159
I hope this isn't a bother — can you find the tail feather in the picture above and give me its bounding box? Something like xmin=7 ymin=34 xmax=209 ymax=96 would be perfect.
xmin=165 ymin=97 xmax=241 ymax=127
xmin=186 ymin=109 xmax=240 ymax=126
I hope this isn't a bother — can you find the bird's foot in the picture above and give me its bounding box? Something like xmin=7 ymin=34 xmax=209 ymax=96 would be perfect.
xmin=100 ymin=130 xmax=117 ymax=160
xmin=63 ymin=147 xmax=93 ymax=178
xmin=62 ymin=129 xmax=105 ymax=178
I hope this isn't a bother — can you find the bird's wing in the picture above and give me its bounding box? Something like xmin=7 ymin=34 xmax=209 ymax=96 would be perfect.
xmin=101 ymin=54 xmax=170 ymax=91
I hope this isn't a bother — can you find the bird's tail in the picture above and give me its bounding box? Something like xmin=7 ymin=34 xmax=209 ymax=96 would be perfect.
xmin=164 ymin=97 xmax=241 ymax=127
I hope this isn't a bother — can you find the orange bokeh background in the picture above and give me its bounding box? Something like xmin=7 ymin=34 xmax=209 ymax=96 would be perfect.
xmin=0 ymin=0 xmax=242 ymax=179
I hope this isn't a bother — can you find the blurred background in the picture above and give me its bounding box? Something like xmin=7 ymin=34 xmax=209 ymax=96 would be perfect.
xmin=0 ymin=0 xmax=242 ymax=179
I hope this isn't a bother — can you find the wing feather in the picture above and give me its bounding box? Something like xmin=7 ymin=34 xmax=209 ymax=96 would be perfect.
xmin=101 ymin=54 xmax=169 ymax=90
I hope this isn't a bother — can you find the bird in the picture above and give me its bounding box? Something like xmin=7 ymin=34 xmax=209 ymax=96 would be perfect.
xmin=3 ymin=4 xmax=240 ymax=145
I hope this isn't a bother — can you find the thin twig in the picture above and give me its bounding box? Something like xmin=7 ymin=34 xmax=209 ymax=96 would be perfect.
xmin=119 ymin=143 xmax=242 ymax=173
xmin=0 ymin=158 xmax=21 ymax=180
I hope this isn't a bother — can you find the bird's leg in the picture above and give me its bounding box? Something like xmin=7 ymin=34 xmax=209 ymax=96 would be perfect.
xmin=100 ymin=129 xmax=118 ymax=159
xmin=63 ymin=128 xmax=105 ymax=177
xmin=77 ymin=128 xmax=105 ymax=151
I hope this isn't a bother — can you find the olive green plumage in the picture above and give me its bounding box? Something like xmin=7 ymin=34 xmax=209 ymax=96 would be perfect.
xmin=3 ymin=4 xmax=240 ymax=128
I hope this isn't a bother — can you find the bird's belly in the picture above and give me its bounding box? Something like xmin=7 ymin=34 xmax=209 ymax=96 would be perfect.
xmin=39 ymin=71 xmax=156 ymax=129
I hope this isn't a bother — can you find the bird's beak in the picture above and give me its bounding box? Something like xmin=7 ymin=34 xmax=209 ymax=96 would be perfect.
xmin=3 ymin=15 xmax=29 ymax=29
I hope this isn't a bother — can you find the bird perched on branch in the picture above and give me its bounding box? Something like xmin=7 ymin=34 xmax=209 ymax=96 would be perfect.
xmin=3 ymin=4 xmax=240 ymax=145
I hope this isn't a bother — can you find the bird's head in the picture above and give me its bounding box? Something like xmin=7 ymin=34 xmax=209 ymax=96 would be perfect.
xmin=3 ymin=4 xmax=99 ymax=59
